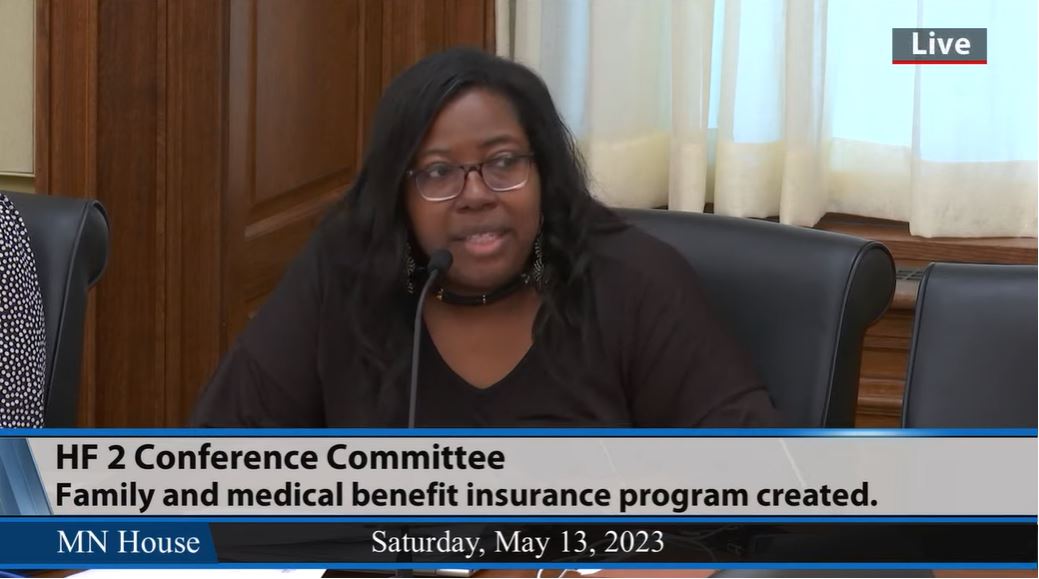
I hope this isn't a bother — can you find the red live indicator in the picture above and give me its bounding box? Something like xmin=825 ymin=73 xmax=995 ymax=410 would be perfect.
xmin=892 ymin=60 xmax=987 ymax=65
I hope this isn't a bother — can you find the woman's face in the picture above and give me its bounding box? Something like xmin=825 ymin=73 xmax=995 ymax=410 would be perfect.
xmin=405 ymin=88 xmax=541 ymax=294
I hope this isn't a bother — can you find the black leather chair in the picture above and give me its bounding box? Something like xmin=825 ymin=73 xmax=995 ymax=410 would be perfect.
xmin=4 ymin=191 xmax=109 ymax=427
xmin=902 ymin=262 xmax=1038 ymax=428
xmin=620 ymin=209 xmax=895 ymax=427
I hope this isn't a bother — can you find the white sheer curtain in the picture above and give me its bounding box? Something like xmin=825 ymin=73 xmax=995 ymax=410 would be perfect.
xmin=500 ymin=0 xmax=1038 ymax=238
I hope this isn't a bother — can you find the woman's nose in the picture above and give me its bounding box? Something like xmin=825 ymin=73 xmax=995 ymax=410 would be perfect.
xmin=454 ymin=167 xmax=498 ymax=209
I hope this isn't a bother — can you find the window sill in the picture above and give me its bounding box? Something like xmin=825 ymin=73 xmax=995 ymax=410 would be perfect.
xmin=815 ymin=212 xmax=1038 ymax=268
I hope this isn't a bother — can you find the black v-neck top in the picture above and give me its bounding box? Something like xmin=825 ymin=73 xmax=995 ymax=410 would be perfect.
xmin=415 ymin=321 xmax=637 ymax=427
xmin=190 ymin=221 xmax=779 ymax=428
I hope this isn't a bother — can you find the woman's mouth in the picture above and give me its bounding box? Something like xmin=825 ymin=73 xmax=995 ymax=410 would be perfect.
xmin=457 ymin=230 xmax=508 ymax=257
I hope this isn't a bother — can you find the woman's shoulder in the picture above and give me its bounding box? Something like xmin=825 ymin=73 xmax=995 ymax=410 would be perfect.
xmin=0 ymin=192 xmax=25 ymax=230
xmin=291 ymin=205 xmax=358 ymax=279
xmin=586 ymin=219 xmax=697 ymax=292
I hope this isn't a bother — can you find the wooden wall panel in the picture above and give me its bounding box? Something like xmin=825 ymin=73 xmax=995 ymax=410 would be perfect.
xmin=94 ymin=0 xmax=164 ymax=425
xmin=163 ymin=0 xmax=227 ymax=425
xmin=448 ymin=0 xmax=495 ymax=47
xmin=35 ymin=0 xmax=100 ymax=426
xmin=356 ymin=0 xmax=385 ymax=161
xmin=857 ymin=313 xmax=913 ymax=428
xmin=225 ymin=0 xmax=358 ymax=343
xmin=223 ymin=0 xmax=257 ymax=351
xmin=253 ymin=0 xmax=358 ymax=204
xmin=38 ymin=0 xmax=496 ymax=426
xmin=35 ymin=0 xmax=97 ymax=198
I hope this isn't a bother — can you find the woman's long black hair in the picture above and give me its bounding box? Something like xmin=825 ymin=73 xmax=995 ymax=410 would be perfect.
xmin=324 ymin=47 xmax=624 ymax=423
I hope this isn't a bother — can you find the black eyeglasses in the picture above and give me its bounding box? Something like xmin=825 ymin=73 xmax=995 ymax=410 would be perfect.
xmin=406 ymin=153 xmax=535 ymax=202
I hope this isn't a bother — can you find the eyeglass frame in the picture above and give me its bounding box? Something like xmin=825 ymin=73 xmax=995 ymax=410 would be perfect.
xmin=405 ymin=153 xmax=536 ymax=202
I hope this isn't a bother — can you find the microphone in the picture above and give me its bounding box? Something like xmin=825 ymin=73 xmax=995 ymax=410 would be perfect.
xmin=408 ymin=249 xmax=453 ymax=428
xmin=399 ymin=250 xmax=452 ymax=577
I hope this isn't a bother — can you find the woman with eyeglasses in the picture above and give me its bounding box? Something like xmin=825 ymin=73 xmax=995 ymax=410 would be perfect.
xmin=190 ymin=48 xmax=778 ymax=428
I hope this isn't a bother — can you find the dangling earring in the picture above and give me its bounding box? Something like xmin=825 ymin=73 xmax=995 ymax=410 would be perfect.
xmin=404 ymin=241 xmax=417 ymax=294
xmin=531 ymin=232 xmax=546 ymax=290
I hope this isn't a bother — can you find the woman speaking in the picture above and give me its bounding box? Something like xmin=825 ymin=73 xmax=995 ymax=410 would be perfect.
xmin=191 ymin=48 xmax=777 ymax=428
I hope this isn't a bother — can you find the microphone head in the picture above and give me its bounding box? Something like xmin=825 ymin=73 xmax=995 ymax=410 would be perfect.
xmin=427 ymin=249 xmax=453 ymax=273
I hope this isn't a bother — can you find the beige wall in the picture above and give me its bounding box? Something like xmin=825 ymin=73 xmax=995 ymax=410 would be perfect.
xmin=0 ymin=0 xmax=35 ymax=186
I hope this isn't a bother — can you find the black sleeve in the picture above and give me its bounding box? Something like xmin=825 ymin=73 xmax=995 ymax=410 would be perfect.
xmin=189 ymin=234 xmax=327 ymax=427
xmin=625 ymin=252 xmax=780 ymax=427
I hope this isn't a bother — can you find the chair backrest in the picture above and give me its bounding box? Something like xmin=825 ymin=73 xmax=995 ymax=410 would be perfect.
xmin=902 ymin=262 xmax=1038 ymax=428
xmin=619 ymin=209 xmax=895 ymax=427
xmin=4 ymin=191 xmax=109 ymax=427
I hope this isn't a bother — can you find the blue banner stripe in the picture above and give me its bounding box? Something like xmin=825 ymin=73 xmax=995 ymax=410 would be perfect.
xmin=0 ymin=562 xmax=1034 ymax=570
xmin=0 ymin=428 xmax=1036 ymax=437
xmin=1 ymin=516 xmax=1035 ymax=523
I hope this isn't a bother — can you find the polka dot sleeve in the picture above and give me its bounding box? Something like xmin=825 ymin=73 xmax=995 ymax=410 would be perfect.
xmin=0 ymin=193 xmax=46 ymax=427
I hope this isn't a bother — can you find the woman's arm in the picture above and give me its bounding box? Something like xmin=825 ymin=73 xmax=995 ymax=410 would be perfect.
xmin=189 ymin=233 xmax=329 ymax=427
xmin=624 ymin=247 xmax=781 ymax=427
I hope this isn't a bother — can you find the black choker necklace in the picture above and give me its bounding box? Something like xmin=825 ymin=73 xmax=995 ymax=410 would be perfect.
xmin=434 ymin=274 xmax=531 ymax=306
